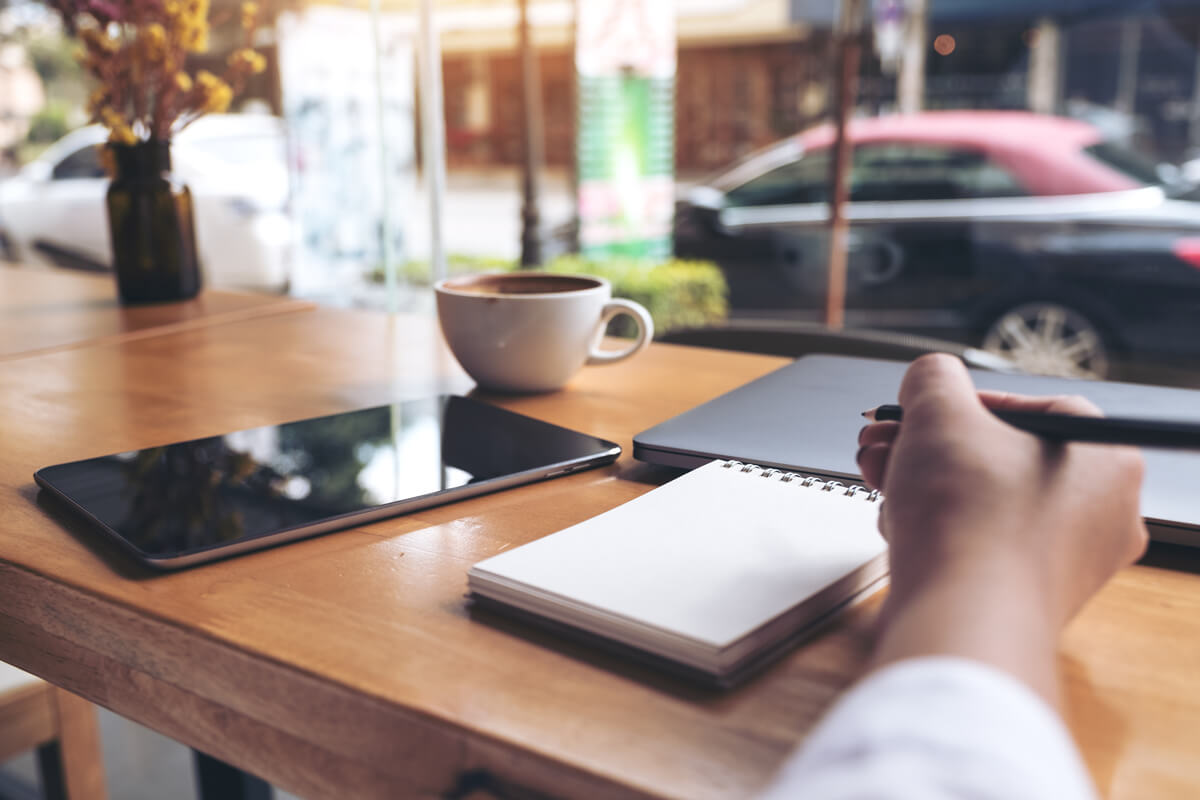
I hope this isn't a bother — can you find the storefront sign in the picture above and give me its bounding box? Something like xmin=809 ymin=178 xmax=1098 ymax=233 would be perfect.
xmin=576 ymin=0 xmax=676 ymax=259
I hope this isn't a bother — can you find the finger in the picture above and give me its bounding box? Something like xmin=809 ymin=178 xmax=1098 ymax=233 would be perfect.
xmin=859 ymin=421 xmax=900 ymax=447
xmin=856 ymin=441 xmax=891 ymax=490
xmin=876 ymin=502 xmax=890 ymax=542
xmin=1127 ymin=520 xmax=1150 ymax=566
xmin=897 ymin=354 xmax=988 ymax=428
xmin=978 ymin=390 xmax=1104 ymax=418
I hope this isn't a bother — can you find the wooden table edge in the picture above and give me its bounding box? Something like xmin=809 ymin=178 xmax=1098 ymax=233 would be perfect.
xmin=0 ymin=559 xmax=662 ymax=800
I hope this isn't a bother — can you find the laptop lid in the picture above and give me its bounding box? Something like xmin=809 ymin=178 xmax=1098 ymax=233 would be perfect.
xmin=633 ymin=354 xmax=1200 ymax=545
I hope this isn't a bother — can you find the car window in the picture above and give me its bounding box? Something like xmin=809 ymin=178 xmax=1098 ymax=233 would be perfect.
xmin=724 ymin=143 xmax=1027 ymax=207
xmin=51 ymin=145 xmax=107 ymax=180
xmin=850 ymin=144 xmax=1027 ymax=201
xmin=1083 ymin=141 xmax=1161 ymax=187
xmin=724 ymin=150 xmax=832 ymax=207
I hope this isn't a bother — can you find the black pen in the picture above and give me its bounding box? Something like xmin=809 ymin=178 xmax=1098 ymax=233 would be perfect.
xmin=861 ymin=403 xmax=1200 ymax=449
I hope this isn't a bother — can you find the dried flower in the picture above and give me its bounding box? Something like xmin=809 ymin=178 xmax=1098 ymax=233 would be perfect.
xmin=86 ymin=86 xmax=111 ymax=117
xmin=194 ymin=70 xmax=232 ymax=113
xmin=228 ymin=48 xmax=266 ymax=76
xmin=49 ymin=0 xmax=266 ymax=143
xmin=100 ymin=106 xmax=137 ymax=144
xmin=141 ymin=23 xmax=167 ymax=62
xmin=240 ymin=2 xmax=258 ymax=32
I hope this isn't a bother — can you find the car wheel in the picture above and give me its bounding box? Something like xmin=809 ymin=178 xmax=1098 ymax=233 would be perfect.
xmin=982 ymin=302 xmax=1110 ymax=379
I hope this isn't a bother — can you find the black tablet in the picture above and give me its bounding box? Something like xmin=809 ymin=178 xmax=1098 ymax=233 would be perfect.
xmin=34 ymin=395 xmax=621 ymax=570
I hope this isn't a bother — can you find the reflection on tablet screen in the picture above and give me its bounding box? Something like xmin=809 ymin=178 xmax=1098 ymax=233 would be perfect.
xmin=35 ymin=395 xmax=620 ymax=566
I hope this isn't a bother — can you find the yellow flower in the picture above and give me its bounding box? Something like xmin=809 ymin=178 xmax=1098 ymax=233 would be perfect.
xmin=228 ymin=48 xmax=266 ymax=75
xmin=60 ymin=0 xmax=253 ymax=137
xmin=142 ymin=23 xmax=168 ymax=62
xmin=194 ymin=70 xmax=232 ymax=113
xmin=100 ymin=108 xmax=137 ymax=145
xmin=240 ymin=1 xmax=259 ymax=30
xmin=175 ymin=0 xmax=210 ymax=52
xmin=81 ymin=27 xmax=118 ymax=56
xmin=182 ymin=24 xmax=209 ymax=52
xmin=108 ymin=126 xmax=138 ymax=145
xmin=206 ymin=83 xmax=232 ymax=113
xmin=186 ymin=0 xmax=209 ymax=27
xmin=195 ymin=69 xmax=221 ymax=91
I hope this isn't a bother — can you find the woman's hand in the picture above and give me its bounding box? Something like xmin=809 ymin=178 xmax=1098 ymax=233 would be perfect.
xmin=856 ymin=354 xmax=1148 ymax=703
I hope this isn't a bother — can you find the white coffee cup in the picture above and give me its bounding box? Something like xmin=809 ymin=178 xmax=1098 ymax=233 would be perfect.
xmin=434 ymin=272 xmax=654 ymax=393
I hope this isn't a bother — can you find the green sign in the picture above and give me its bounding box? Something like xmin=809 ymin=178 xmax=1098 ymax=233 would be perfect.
xmin=577 ymin=74 xmax=674 ymax=259
xmin=575 ymin=0 xmax=676 ymax=260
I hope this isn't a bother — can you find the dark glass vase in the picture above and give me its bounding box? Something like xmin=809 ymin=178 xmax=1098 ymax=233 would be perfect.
xmin=106 ymin=140 xmax=201 ymax=304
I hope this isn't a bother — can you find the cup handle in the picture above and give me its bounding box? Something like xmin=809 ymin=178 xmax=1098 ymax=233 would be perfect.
xmin=586 ymin=299 xmax=654 ymax=365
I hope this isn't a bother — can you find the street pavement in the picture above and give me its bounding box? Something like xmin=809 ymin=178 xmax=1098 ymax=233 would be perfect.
xmin=404 ymin=167 xmax=574 ymax=262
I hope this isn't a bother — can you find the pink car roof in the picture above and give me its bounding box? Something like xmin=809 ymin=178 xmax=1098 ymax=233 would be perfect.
xmin=794 ymin=111 xmax=1140 ymax=196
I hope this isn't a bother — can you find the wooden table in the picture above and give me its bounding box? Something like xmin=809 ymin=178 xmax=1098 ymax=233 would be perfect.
xmin=2 ymin=306 xmax=1200 ymax=799
xmin=0 ymin=265 xmax=312 ymax=360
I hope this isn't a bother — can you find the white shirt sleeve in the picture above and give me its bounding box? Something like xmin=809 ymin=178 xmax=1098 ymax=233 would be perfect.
xmin=758 ymin=656 xmax=1098 ymax=800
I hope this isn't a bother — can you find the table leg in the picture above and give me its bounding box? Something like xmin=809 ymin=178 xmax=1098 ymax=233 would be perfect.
xmin=33 ymin=685 xmax=107 ymax=800
xmin=192 ymin=750 xmax=272 ymax=800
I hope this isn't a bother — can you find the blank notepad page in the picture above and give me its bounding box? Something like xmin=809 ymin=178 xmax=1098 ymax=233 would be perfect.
xmin=469 ymin=460 xmax=888 ymax=650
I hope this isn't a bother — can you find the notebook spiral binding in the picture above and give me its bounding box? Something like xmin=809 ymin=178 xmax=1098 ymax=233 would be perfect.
xmin=719 ymin=460 xmax=881 ymax=503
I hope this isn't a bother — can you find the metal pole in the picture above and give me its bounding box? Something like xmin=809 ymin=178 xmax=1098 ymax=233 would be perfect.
xmin=1115 ymin=17 xmax=1142 ymax=116
xmin=519 ymin=0 xmax=545 ymax=267
xmin=1189 ymin=31 xmax=1200 ymax=152
xmin=568 ymin=0 xmax=580 ymax=252
xmin=369 ymin=0 xmax=397 ymax=312
xmin=826 ymin=0 xmax=865 ymax=331
xmin=418 ymin=0 xmax=447 ymax=282
xmin=1027 ymin=17 xmax=1062 ymax=115
xmin=897 ymin=0 xmax=928 ymax=114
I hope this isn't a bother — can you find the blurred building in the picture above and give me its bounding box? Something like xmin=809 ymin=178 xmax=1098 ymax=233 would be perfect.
xmin=429 ymin=0 xmax=1200 ymax=171
xmin=856 ymin=0 xmax=1200 ymax=162
xmin=437 ymin=0 xmax=826 ymax=172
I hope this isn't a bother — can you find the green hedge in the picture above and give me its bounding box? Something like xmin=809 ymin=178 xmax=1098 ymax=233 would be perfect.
xmin=25 ymin=104 xmax=71 ymax=145
xmin=539 ymin=256 xmax=728 ymax=335
xmin=372 ymin=254 xmax=729 ymax=335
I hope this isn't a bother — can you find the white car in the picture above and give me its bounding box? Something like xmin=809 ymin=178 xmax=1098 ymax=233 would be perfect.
xmin=0 ymin=114 xmax=293 ymax=292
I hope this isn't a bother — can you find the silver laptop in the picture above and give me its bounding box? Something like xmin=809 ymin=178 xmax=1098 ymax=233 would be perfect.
xmin=634 ymin=354 xmax=1200 ymax=546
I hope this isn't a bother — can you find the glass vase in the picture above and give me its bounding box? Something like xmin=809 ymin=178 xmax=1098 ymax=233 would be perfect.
xmin=106 ymin=140 xmax=201 ymax=304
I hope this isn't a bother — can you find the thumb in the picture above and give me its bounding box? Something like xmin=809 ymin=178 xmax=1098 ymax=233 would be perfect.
xmin=897 ymin=354 xmax=988 ymax=429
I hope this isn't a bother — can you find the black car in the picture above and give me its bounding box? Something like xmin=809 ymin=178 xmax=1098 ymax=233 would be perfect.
xmin=672 ymin=111 xmax=1200 ymax=380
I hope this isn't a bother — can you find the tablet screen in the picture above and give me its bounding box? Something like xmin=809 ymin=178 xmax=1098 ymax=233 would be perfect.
xmin=35 ymin=395 xmax=620 ymax=567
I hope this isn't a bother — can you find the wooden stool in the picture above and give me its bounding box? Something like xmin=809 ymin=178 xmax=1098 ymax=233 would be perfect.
xmin=0 ymin=662 xmax=107 ymax=800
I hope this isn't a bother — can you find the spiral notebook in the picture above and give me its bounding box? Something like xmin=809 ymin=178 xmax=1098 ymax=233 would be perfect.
xmin=467 ymin=459 xmax=889 ymax=686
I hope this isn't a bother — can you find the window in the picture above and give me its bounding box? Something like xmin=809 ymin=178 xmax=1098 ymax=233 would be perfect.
xmin=725 ymin=150 xmax=832 ymax=207
xmin=850 ymin=144 xmax=1027 ymax=201
xmin=1083 ymin=141 xmax=1163 ymax=187
xmin=51 ymin=146 xmax=106 ymax=180
xmin=725 ymin=144 xmax=1026 ymax=208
